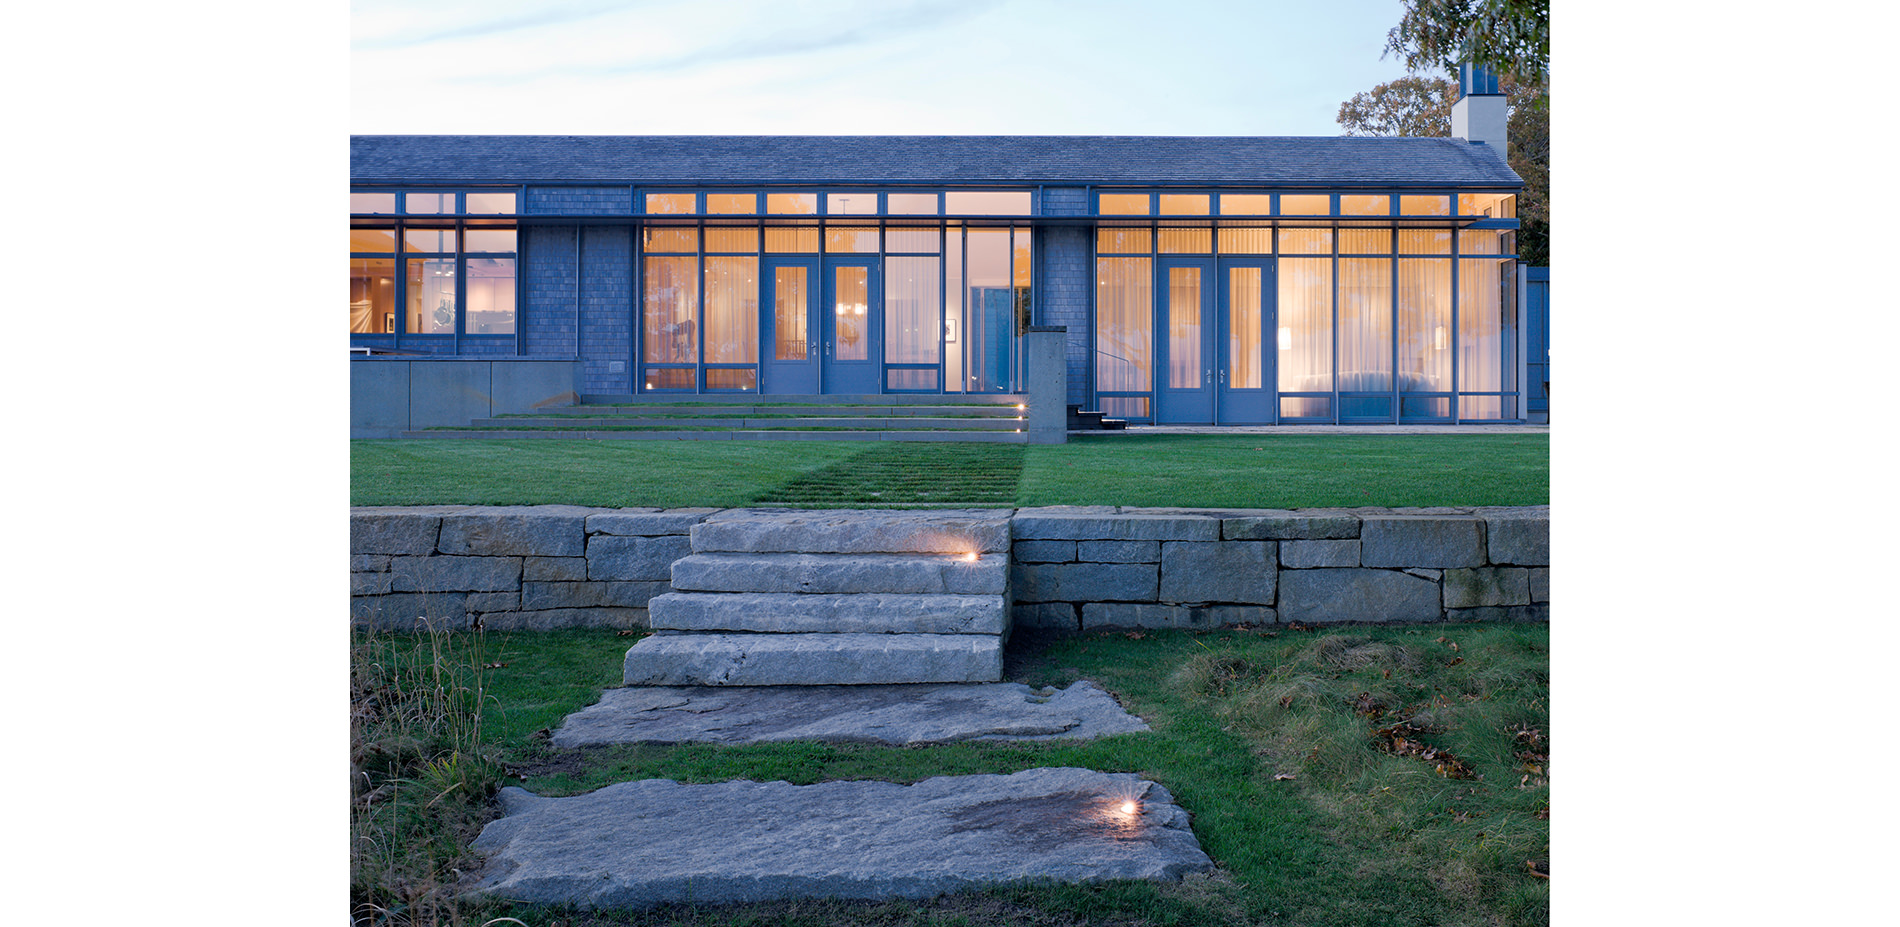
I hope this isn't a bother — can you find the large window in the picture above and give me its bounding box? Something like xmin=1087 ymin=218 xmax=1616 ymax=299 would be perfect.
xmin=350 ymin=189 xmax=518 ymax=343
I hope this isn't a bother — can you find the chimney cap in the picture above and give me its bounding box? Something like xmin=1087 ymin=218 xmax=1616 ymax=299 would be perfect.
xmin=1459 ymin=63 xmax=1503 ymax=97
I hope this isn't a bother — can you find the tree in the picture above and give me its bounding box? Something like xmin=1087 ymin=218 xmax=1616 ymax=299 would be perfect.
xmin=1337 ymin=75 xmax=1549 ymax=266
xmin=1384 ymin=0 xmax=1549 ymax=92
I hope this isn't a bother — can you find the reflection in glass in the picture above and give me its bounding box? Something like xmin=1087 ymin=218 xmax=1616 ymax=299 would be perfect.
xmin=1339 ymin=228 xmax=1392 ymax=254
xmin=1398 ymin=229 xmax=1452 ymax=254
xmin=827 ymin=193 xmax=877 ymax=215
xmin=1458 ymin=257 xmax=1515 ymax=419
xmin=465 ymin=258 xmax=516 ymax=334
xmin=351 ymin=193 xmax=397 ymax=214
xmin=643 ymin=228 xmax=699 ymax=253
xmin=405 ymin=192 xmax=453 ymax=214
xmin=825 ymin=225 xmax=879 ymax=253
xmin=1277 ymin=257 xmax=1332 ymax=409
xmin=644 ymin=256 xmax=698 ymax=364
xmin=465 ymin=192 xmax=516 ymax=214
xmin=1096 ymin=257 xmax=1152 ymax=395
xmin=1158 ymin=229 xmax=1212 ymax=253
xmin=885 ymin=256 xmax=940 ymax=364
xmin=406 ymin=259 xmax=457 ymax=334
xmin=966 ymin=230 xmax=1013 ymax=391
xmin=706 ymin=368 xmax=757 ymax=390
xmin=775 ymin=267 xmax=808 ymax=360
xmin=1341 ymin=195 xmax=1390 ymax=216
xmin=1281 ymin=194 xmax=1329 ymax=215
xmin=767 ymin=193 xmax=818 ymax=214
xmin=833 ymin=267 xmax=869 ymax=360
xmin=464 ymin=229 xmax=517 ymax=252
xmin=1458 ymin=229 xmax=1503 ymax=254
xmin=404 ymin=228 xmax=455 ymax=252
xmin=704 ymin=257 xmax=758 ymax=364
xmin=1097 ymin=194 xmax=1149 ymax=215
xmin=1228 ymin=268 xmax=1262 ymax=389
xmin=646 ymin=193 xmax=697 ymax=214
xmin=1167 ymin=267 xmax=1202 ymax=389
xmin=884 ymin=228 xmax=939 ymax=253
xmin=887 ymin=193 xmax=937 ymax=215
xmin=349 ymin=259 xmax=397 ymax=333
xmin=1096 ymin=228 xmax=1151 ymax=254
xmin=1457 ymin=193 xmax=1515 ymax=218
xmin=945 ymin=191 xmax=1032 ymax=215
xmin=1400 ymin=195 xmax=1450 ymax=216
xmin=645 ymin=368 xmax=695 ymax=390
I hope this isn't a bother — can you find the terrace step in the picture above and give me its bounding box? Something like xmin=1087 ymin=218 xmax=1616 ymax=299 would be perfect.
xmin=648 ymin=592 xmax=1006 ymax=635
xmin=622 ymin=632 xmax=1004 ymax=686
xmin=401 ymin=394 xmax=1032 ymax=442
xmin=669 ymin=552 xmax=1006 ymax=596
xmin=625 ymin=510 xmax=1013 ymax=686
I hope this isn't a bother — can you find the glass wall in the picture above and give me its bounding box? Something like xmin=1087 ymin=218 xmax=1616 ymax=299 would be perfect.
xmin=349 ymin=189 xmax=518 ymax=345
xmin=1089 ymin=188 xmax=1519 ymax=422
xmin=635 ymin=188 xmax=1032 ymax=393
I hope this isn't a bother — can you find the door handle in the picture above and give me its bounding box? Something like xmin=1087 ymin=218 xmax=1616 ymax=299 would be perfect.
xmin=825 ymin=341 xmax=832 ymax=357
xmin=1205 ymin=368 xmax=1213 ymax=384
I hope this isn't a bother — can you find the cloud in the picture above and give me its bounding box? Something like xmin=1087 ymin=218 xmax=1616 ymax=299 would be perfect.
xmin=354 ymin=1 xmax=637 ymax=51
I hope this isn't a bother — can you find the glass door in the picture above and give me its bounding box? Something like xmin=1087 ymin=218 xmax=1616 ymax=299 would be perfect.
xmin=1154 ymin=258 xmax=1215 ymax=423
xmin=762 ymin=257 xmax=819 ymax=394
xmin=1217 ymin=259 xmax=1274 ymax=423
xmin=822 ymin=258 xmax=881 ymax=394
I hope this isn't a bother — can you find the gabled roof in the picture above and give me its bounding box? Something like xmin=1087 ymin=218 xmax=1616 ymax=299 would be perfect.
xmin=349 ymin=135 xmax=1520 ymax=189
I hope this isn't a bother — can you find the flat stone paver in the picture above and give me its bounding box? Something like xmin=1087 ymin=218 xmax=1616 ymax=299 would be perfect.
xmin=551 ymin=680 xmax=1150 ymax=747
xmin=466 ymin=767 xmax=1213 ymax=908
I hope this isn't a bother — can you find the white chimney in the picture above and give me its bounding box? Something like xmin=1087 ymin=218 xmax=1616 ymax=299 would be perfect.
xmin=1450 ymin=63 xmax=1508 ymax=151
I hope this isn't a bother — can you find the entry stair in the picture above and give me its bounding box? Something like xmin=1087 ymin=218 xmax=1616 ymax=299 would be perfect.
xmin=624 ymin=509 xmax=1012 ymax=685
xmin=403 ymin=393 xmax=1029 ymax=442
xmin=1067 ymin=404 xmax=1128 ymax=431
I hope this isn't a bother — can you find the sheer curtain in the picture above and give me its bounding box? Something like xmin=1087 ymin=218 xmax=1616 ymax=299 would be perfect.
xmin=1337 ymin=258 xmax=1392 ymax=393
xmin=884 ymin=256 xmax=940 ymax=364
xmin=1095 ymin=257 xmax=1152 ymax=395
xmin=702 ymin=257 xmax=757 ymax=364
xmin=644 ymin=256 xmax=698 ymax=363
xmin=1277 ymin=257 xmax=1331 ymax=415
xmin=1167 ymin=267 xmax=1202 ymax=389
xmin=1397 ymin=258 xmax=1451 ymax=394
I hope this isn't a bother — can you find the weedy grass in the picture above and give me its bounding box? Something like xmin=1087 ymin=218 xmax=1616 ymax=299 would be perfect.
xmin=358 ymin=624 xmax=1547 ymax=927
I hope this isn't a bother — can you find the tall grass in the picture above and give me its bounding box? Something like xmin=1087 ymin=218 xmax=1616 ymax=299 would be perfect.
xmin=351 ymin=618 xmax=507 ymax=927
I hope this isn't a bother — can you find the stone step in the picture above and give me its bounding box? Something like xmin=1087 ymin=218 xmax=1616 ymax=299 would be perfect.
xmin=511 ymin=404 xmax=1028 ymax=418
xmin=579 ymin=393 xmax=1027 ymax=406
xmin=623 ymin=631 xmax=1004 ymax=685
xmin=473 ymin=415 xmax=1025 ymax=430
xmin=649 ymin=592 xmax=1006 ymax=634
xmin=400 ymin=429 xmax=1029 ymax=443
xmin=691 ymin=509 xmax=1012 ymax=554
xmin=669 ymin=552 xmax=1007 ymax=595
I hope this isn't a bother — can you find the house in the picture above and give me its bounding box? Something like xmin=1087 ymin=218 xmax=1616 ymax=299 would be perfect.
xmin=351 ymin=69 xmax=1524 ymax=436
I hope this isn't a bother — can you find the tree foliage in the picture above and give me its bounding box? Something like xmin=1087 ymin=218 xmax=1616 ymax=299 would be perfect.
xmin=1384 ymin=0 xmax=1549 ymax=92
xmin=1336 ymin=74 xmax=1549 ymax=266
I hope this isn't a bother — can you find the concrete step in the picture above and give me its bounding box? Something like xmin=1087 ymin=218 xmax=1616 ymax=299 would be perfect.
xmin=622 ymin=631 xmax=1004 ymax=685
xmin=691 ymin=509 xmax=1011 ymax=555
xmin=515 ymin=404 xmax=1028 ymax=418
xmin=400 ymin=429 xmax=1029 ymax=442
xmin=649 ymin=592 xmax=1006 ymax=634
xmin=580 ymin=393 xmax=1026 ymax=406
xmin=669 ymin=552 xmax=1007 ymax=595
xmin=472 ymin=415 xmax=1025 ymax=430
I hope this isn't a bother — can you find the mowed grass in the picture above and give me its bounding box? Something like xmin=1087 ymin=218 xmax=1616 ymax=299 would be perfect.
xmin=352 ymin=434 xmax=1547 ymax=509
xmin=355 ymin=624 xmax=1548 ymax=927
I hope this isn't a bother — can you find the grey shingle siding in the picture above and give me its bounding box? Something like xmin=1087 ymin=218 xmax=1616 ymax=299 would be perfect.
xmin=351 ymin=136 xmax=1522 ymax=189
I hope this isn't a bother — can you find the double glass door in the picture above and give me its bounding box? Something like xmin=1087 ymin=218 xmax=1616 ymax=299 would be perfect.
xmin=1153 ymin=257 xmax=1274 ymax=424
xmin=761 ymin=257 xmax=882 ymax=394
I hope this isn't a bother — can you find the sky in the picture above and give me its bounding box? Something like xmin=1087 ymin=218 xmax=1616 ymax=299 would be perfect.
xmin=351 ymin=0 xmax=1422 ymax=136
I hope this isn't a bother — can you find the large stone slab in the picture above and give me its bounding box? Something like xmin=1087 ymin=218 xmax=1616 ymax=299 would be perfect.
xmin=649 ymin=592 xmax=1006 ymax=634
xmin=692 ymin=509 xmax=1012 ymax=554
xmin=1012 ymin=562 xmax=1157 ymax=603
xmin=1158 ymin=541 xmax=1276 ymax=604
xmin=623 ymin=632 xmax=1003 ymax=685
xmin=1011 ymin=512 xmax=1220 ymax=542
xmin=1480 ymin=507 xmax=1550 ymax=566
xmin=551 ymin=680 xmax=1148 ymax=746
xmin=466 ymin=767 xmax=1213 ymax=908
xmin=1278 ymin=568 xmax=1443 ymax=623
xmin=670 ymin=552 xmax=1006 ymax=595
xmin=436 ymin=506 xmax=600 ymax=557
xmin=1221 ymin=510 xmax=1361 ymax=540
xmin=1359 ymin=515 xmax=1486 ymax=568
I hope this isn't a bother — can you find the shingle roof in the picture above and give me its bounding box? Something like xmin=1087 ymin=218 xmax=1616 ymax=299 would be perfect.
xmin=349 ymin=135 xmax=1520 ymax=189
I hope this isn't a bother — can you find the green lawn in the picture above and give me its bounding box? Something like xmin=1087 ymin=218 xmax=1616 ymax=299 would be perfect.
xmin=352 ymin=434 xmax=1547 ymax=509
xmin=354 ymin=625 xmax=1549 ymax=927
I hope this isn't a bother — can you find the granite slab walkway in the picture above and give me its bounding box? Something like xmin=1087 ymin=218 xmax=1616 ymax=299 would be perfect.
xmin=466 ymin=767 xmax=1214 ymax=908
xmin=550 ymin=680 xmax=1151 ymax=747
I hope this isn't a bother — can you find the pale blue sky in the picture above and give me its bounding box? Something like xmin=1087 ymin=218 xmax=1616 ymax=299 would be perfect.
xmin=351 ymin=0 xmax=1422 ymax=136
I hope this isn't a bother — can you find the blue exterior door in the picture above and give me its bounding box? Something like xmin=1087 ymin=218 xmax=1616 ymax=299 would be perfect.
xmin=1216 ymin=258 xmax=1275 ymax=424
xmin=822 ymin=258 xmax=881 ymax=394
xmin=762 ymin=257 xmax=819 ymax=394
xmin=1154 ymin=257 xmax=1215 ymax=423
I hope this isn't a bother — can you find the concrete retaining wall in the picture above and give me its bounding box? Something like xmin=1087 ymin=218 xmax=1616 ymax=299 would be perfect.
xmin=351 ymin=505 xmax=1548 ymax=630
xmin=351 ymin=357 xmax=582 ymax=438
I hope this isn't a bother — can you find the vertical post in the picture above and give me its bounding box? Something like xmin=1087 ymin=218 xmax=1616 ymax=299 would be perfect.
xmin=1516 ymin=264 xmax=1529 ymax=422
xmin=1025 ymin=325 xmax=1067 ymax=445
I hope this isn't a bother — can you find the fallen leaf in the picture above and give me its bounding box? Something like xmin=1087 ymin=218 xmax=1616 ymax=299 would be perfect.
xmin=1273 ymin=773 xmax=1297 ymax=781
xmin=1526 ymin=860 xmax=1549 ymax=879
xmin=482 ymin=662 xmax=507 ymax=669
xmin=1124 ymin=631 xmax=1147 ymax=640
